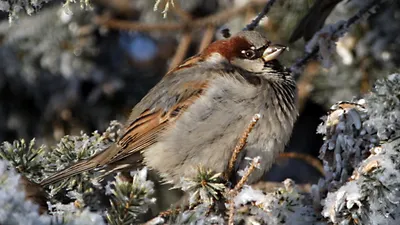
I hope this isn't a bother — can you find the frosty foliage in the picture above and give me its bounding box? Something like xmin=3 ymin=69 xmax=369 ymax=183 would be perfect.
xmin=0 ymin=0 xmax=399 ymax=224
xmin=0 ymin=160 xmax=48 ymax=225
xmin=365 ymin=74 xmax=400 ymax=141
xmin=181 ymin=167 xmax=225 ymax=206
xmin=0 ymin=121 xmax=123 ymax=214
xmin=0 ymin=73 xmax=400 ymax=224
xmin=0 ymin=138 xmax=46 ymax=182
xmin=322 ymin=140 xmax=400 ymax=224
xmin=317 ymin=100 xmax=378 ymax=190
xmin=0 ymin=159 xmax=105 ymax=225
xmin=106 ymin=169 xmax=156 ymax=225
xmin=232 ymin=183 xmax=318 ymax=225
xmin=44 ymin=130 xmax=114 ymax=194
xmin=316 ymin=74 xmax=400 ymax=224
xmin=0 ymin=0 xmax=91 ymax=22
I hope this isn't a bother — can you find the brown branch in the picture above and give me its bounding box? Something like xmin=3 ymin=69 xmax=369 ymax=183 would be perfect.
xmin=172 ymin=1 xmax=192 ymax=21
xmin=91 ymin=0 xmax=137 ymax=17
xmin=278 ymin=152 xmax=325 ymax=176
xmin=233 ymin=158 xmax=260 ymax=193
xmin=143 ymin=208 xmax=182 ymax=225
xmin=198 ymin=25 xmax=215 ymax=53
xmin=168 ymin=32 xmax=192 ymax=70
xmin=228 ymin=198 xmax=235 ymax=225
xmin=225 ymin=114 xmax=261 ymax=180
xmin=95 ymin=0 xmax=268 ymax=32
xmin=94 ymin=15 xmax=183 ymax=32
xmin=227 ymin=157 xmax=260 ymax=225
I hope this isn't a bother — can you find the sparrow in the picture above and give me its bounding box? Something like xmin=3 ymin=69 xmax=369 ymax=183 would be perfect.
xmin=41 ymin=30 xmax=298 ymax=187
xmin=289 ymin=0 xmax=342 ymax=42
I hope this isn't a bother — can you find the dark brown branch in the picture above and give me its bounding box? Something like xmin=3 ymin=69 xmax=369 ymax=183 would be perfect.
xmin=291 ymin=47 xmax=319 ymax=81
xmin=278 ymin=152 xmax=325 ymax=176
xmin=290 ymin=0 xmax=385 ymax=79
xmin=244 ymin=0 xmax=277 ymax=31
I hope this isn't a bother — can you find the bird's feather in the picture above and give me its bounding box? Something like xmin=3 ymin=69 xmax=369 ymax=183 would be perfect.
xmin=40 ymin=62 xmax=210 ymax=186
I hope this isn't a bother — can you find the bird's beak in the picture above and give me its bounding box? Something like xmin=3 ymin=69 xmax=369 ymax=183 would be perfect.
xmin=262 ymin=44 xmax=287 ymax=62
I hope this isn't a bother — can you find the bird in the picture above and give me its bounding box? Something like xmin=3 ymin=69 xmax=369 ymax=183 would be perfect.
xmin=289 ymin=0 xmax=342 ymax=43
xmin=40 ymin=30 xmax=298 ymax=187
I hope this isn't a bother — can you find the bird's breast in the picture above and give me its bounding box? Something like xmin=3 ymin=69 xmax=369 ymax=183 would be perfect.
xmin=143 ymin=75 xmax=297 ymax=186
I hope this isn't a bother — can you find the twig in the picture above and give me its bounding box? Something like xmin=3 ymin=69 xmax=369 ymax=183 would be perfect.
xmin=290 ymin=0 xmax=385 ymax=78
xmin=244 ymin=0 xmax=277 ymax=31
xmin=225 ymin=114 xmax=261 ymax=180
xmin=278 ymin=152 xmax=325 ymax=176
xmin=168 ymin=32 xmax=192 ymax=70
xmin=172 ymin=1 xmax=192 ymax=21
xmin=198 ymin=25 xmax=215 ymax=53
xmin=233 ymin=157 xmax=260 ymax=193
xmin=228 ymin=199 xmax=235 ymax=225
xmin=143 ymin=208 xmax=182 ymax=225
xmin=227 ymin=157 xmax=261 ymax=225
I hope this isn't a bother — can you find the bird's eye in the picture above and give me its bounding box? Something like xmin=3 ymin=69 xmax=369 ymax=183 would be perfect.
xmin=241 ymin=49 xmax=256 ymax=59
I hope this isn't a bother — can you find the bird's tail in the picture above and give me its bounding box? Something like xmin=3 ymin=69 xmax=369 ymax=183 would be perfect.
xmin=40 ymin=158 xmax=98 ymax=186
xmin=40 ymin=144 xmax=144 ymax=186
xmin=40 ymin=144 xmax=119 ymax=186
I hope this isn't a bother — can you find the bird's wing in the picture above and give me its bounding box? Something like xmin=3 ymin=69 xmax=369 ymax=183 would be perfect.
xmin=40 ymin=62 xmax=212 ymax=186
xmin=108 ymin=85 xmax=206 ymax=165
xmin=100 ymin=66 xmax=210 ymax=166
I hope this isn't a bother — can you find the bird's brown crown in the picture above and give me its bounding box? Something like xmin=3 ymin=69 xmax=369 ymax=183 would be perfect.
xmin=201 ymin=31 xmax=270 ymax=61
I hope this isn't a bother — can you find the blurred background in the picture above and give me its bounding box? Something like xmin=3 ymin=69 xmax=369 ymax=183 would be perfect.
xmin=0 ymin=0 xmax=399 ymax=186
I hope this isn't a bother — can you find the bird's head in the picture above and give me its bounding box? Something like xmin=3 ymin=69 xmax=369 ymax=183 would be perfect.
xmin=201 ymin=30 xmax=287 ymax=75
